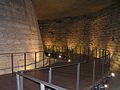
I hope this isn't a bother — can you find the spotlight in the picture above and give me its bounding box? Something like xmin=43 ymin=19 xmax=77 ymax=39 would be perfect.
xmin=111 ymin=72 xmax=115 ymax=77
xmin=48 ymin=53 xmax=51 ymax=56
xmin=59 ymin=55 xmax=62 ymax=58
xmin=68 ymin=59 xmax=71 ymax=62
xmin=104 ymin=84 xmax=108 ymax=88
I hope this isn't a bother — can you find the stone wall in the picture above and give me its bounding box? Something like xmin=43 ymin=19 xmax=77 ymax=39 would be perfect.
xmin=0 ymin=0 xmax=43 ymax=74
xmin=39 ymin=3 xmax=120 ymax=72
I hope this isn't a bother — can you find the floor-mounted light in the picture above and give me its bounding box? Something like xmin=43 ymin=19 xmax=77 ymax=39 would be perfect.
xmin=111 ymin=72 xmax=115 ymax=77
xmin=68 ymin=59 xmax=71 ymax=62
xmin=104 ymin=84 xmax=108 ymax=88
xmin=59 ymin=55 xmax=62 ymax=58
xmin=48 ymin=53 xmax=51 ymax=57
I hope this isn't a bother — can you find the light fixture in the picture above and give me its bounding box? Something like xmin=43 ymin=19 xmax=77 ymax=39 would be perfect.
xmin=68 ymin=59 xmax=71 ymax=62
xmin=48 ymin=53 xmax=51 ymax=56
xmin=111 ymin=72 xmax=115 ymax=77
xmin=59 ymin=55 xmax=62 ymax=58
xmin=104 ymin=84 xmax=108 ymax=88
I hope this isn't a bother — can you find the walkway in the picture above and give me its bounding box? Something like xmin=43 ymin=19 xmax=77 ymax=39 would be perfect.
xmin=107 ymin=73 xmax=120 ymax=90
xmin=0 ymin=60 xmax=106 ymax=90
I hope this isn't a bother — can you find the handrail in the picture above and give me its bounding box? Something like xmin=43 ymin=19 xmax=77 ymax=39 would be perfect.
xmin=0 ymin=51 xmax=49 ymax=74
xmin=40 ymin=60 xmax=87 ymax=70
xmin=16 ymin=72 xmax=67 ymax=90
xmin=38 ymin=61 xmax=87 ymax=90
xmin=0 ymin=47 xmax=110 ymax=89
xmin=44 ymin=45 xmax=110 ymax=62
xmin=40 ymin=49 xmax=110 ymax=90
xmin=0 ymin=58 xmax=47 ymax=71
xmin=14 ymin=49 xmax=110 ymax=90
xmin=0 ymin=51 xmax=44 ymax=55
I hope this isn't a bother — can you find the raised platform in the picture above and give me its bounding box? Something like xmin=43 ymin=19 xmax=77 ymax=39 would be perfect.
xmin=0 ymin=59 xmax=107 ymax=90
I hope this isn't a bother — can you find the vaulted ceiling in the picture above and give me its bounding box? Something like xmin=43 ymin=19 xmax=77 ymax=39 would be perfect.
xmin=32 ymin=0 xmax=118 ymax=20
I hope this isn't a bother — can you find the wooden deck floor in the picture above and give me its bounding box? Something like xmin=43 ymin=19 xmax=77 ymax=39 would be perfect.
xmin=0 ymin=60 xmax=104 ymax=90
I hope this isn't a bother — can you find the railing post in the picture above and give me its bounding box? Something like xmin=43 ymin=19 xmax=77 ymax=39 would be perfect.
xmin=24 ymin=53 xmax=26 ymax=71
xmin=40 ymin=83 xmax=45 ymax=90
xmin=83 ymin=47 xmax=85 ymax=55
xmin=20 ymin=75 xmax=23 ymax=90
xmin=49 ymin=68 xmax=52 ymax=84
xmin=102 ymin=50 xmax=105 ymax=76
xmin=16 ymin=74 xmax=23 ymax=90
xmin=96 ymin=48 xmax=97 ymax=58
xmin=92 ymin=59 xmax=96 ymax=90
xmin=108 ymin=52 xmax=111 ymax=72
xmin=48 ymin=68 xmax=52 ymax=90
xmin=11 ymin=53 xmax=14 ymax=74
xmin=80 ymin=46 xmax=82 ymax=60
xmin=99 ymin=49 xmax=101 ymax=58
xmin=43 ymin=52 xmax=45 ymax=67
xmin=76 ymin=63 xmax=80 ymax=90
xmin=49 ymin=57 xmax=51 ymax=66
xmin=105 ymin=50 xmax=107 ymax=74
xmin=35 ymin=52 xmax=37 ymax=70
xmin=16 ymin=74 xmax=20 ymax=90
xmin=88 ymin=47 xmax=90 ymax=60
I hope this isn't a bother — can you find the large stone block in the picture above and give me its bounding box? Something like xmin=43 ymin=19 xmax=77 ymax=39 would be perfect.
xmin=0 ymin=0 xmax=43 ymax=75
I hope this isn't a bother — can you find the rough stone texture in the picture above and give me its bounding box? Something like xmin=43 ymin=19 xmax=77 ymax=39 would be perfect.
xmin=39 ymin=3 xmax=120 ymax=72
xmin=0 ymin=0 xmax=43 ymax=75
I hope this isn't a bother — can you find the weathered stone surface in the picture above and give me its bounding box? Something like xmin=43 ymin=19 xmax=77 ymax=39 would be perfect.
xmin=39 ymin=3 xmax=120 ymax=72
xmin=0 ymin=0 xmax=43 ymax=74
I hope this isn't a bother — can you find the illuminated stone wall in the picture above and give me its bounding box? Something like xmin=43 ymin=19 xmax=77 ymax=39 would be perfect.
xmin=89 ymin=4 xmax=120 ymax=72
xmin=0 ymin=0 xmax=43 ymax=74
xmin=39 ymin=3 xmax=120 ymax=72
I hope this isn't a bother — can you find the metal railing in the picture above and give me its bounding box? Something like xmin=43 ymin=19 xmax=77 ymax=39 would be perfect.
xmin=15 ymin=46 xmax=110 ymax=90
xmin=39 ymin=57 xmax=110 ymax=90
xmin=16 ymin=52 xmax=110 ymax=90
xmin=40 ymin=46 xmax=111 ymax=90
xmin=0 ymin=46 xmax=111 ymax=89
xmin=0 ymin=51 xmax=49 ymax=74
xmin=16 ymin=72 xmax=67 ymax=90
xmin=40 ymin=61 xmax=86 ymax=90
xmin=44 ymin=45 xmax=110 ymax=63
xmin=0 ymin=46 xmax=110 ymax=74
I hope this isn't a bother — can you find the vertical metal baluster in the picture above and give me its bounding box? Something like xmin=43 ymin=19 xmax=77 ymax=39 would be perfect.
xmin=24 ymin=53 xmax=26 ymax=71
xmin=16 ymin=74 xmax=20 ymax=90
xmin=105 ymin=50 xmax=107 ymax=74
xmin=108 ymin=52 xmax=111 ymax=72
xmin=84 ymin=47 xmax=85 ymax=55
xmin=99 ymin=49 xmax=101 ymax=58
xmin=48 ymin=68 xmax=52 ymax=90
xmin=76 ymin=63 xmax=80 ymax=90
xmin=40 ymin=83 xmax=45 ymax=90
xmin=80 ymin=46 xmax=81 ymax=60
xmin=96 ymin=48 xmax=97 ymax=58
xmin=90 ymin=48 xmax=93 ymax=72
xmin=11 ymin=53 xmax=14 ymax=74
xmin=20 ymin=75 xmax=23 ymax=90
xmin=88 ymin=47 xmax=90 ymax=61
xmin=49 ymin=57 xmax=51 ymax=66
xmin=43 ymin=52 xmax=45 ymax=67
xmin=99 ymin=49 xmax=101 ymax=75
xmin=92 ymin=59 xmax=96 ymax=90
xmin=53 ymin=51 xmax=56 ymax=64
xmin=102 ymin=50 xmax=105 ymax=76
xmin=16 ymin=74 xmax=23 ymax=90
xmin=35 ymin=52 xmax=37 ymax=70
xmin=49 ymin=68 xmax=52 ymax=84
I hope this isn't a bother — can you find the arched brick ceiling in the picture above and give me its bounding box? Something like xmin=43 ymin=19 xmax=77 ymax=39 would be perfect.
xmin=32 ymin=0 xmax=118 ymax=20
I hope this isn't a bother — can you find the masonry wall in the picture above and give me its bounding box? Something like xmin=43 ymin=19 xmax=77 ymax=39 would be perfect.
xmin=0 ymin=0 xmax=43 ymax=74
xmin=39 ymin=3 xmax=120 ymax=72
